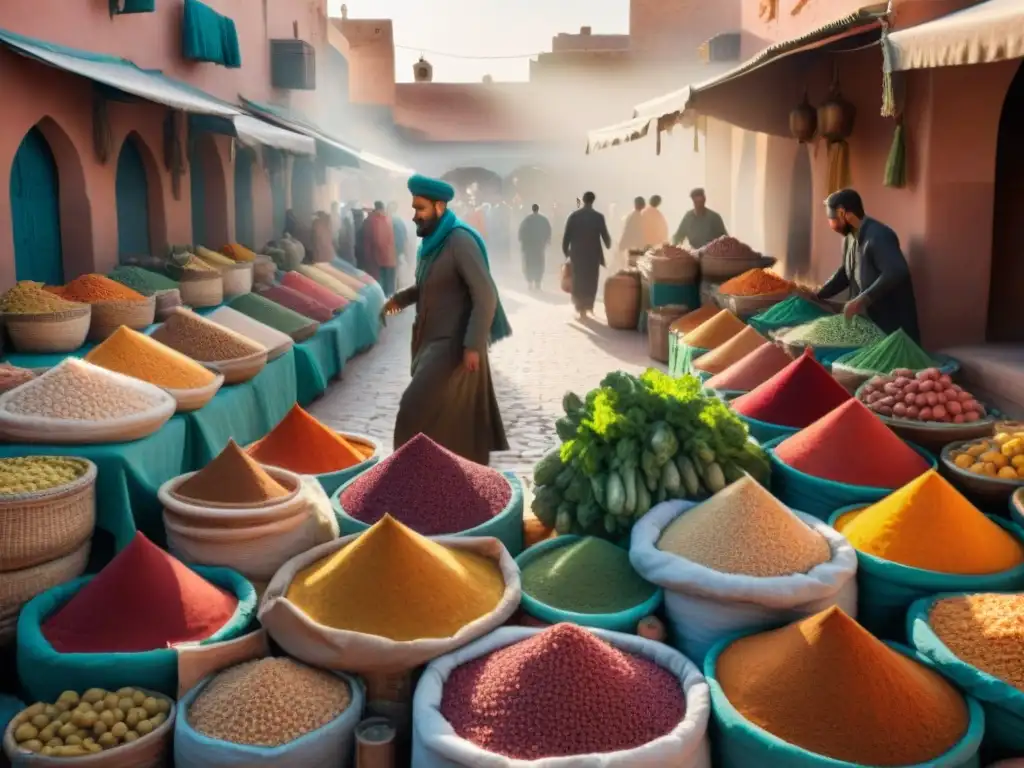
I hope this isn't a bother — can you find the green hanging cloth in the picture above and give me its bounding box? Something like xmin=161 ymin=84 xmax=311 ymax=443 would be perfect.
xmin=182 ymin=0 xmax=242 ymax=68
xmin=884 ymin=121 xmax=907 ymax=189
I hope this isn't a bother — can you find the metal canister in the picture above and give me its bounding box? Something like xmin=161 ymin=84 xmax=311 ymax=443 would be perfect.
xmin=355 ymin=716 xmax=396 ymax=768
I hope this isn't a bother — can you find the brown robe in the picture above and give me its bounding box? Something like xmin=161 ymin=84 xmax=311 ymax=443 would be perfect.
xmin=392 ymin=229 xmax=509 ymax=465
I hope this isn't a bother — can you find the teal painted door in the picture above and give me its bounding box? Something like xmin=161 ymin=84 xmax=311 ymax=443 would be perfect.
xmin=9 ymin=128 xmax=64 ymax=284
xmin=116 ymin=137 xmax=151 ymax=258
xmin=234 ymin=149 xmax=255 ymax=248
xmin=190 ymin=141 xmax=207 ymax=246
xmin=291 ymin=157 xmax=314 ymax=217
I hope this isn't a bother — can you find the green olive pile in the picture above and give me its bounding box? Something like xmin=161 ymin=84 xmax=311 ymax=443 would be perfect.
xmin=11 ymin=687 xmax=171 ymax=757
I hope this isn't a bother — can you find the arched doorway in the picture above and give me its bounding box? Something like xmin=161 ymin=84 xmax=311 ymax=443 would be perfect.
xmin=234 ymin=147 xmax=256 ymax=248
xmin=10 ymin=127 xmax=64 ymax=284
xmin=990 ymin=63 xmax=1024 ymax=342
xmin=785 ymin=146 xmax=813 ymax=280
xmin=291 ymin=157 xmax=315 ymax=219
xmin=116 ymin=134 xmax=151 ymax=259
xmin=189 ymin=133 xmax=229 ymax=248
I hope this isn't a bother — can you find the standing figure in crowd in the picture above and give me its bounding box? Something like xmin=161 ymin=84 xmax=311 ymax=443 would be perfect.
xmin=618 ymin=196 xmax=647 ymax=266
xmin=363 ymin=201 xmax=396 ymax=293
xmin=285 ymin=209 xmax=313 ymax=257
xmin=388 ymin=201 xmax=410 ymax=289
xmin=383 ymin=174 xmax=512 ymax=465
xmin=352 ymin=205 xmax=368 ymax=274
xmin=336 ymin=203 xmax=356 ymax=264
xmin=642 ymin=194 xmax=670 ymax=247
xmin=311 ymin=210 xmax=335 ymax=263
xmin=518 ymin=203 xmax=552 ymax=290
xmin=673 ymin=187 xmax=727 ymax=249
xmin=563 ymin=191 xmax=611 ymax=321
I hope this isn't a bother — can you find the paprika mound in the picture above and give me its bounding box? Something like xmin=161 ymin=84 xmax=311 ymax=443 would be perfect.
xmin=47 ymin=274 xmax=146 ymax=303
xmin=669 ymin=304 xmax=718 ymax=335
xmin=42 ymin=533 xmax=239 ymax=653
xmin=705 ymin=342 xmax=792 ymax=392
xmin=774 ymin=399 xmax=930 ymax=487
xmin=176 ymin=439 xmax=290 ymax=505
xmin=929 ymin=593 xmax=1024 ymax=692
xmin=440 ymin=623 xmax=685 ymax=760
xmin=281 ymin=271 xmax=347 ymax=312
xmin=247 ymin=405 xmax=367 ymax=475
xmin=85 ymin=327 xmax=216 ymax=390
xmin=716 ymin=606 xmax=969 ymax=766
xmin=658 ymin=476 xmax=830 ymax=577
xmin=682 ymin=309 xmax=746 ymax=350
xmin=835 ymin=470 xmax=1024 ymax=574
xmin=718 ymin=268 xmax=792 ymax=297
xmin=340 ymin=433 xmax=511 ymax=535
xmin=731 ymin=350 xmax=850 ymax=428
xmin=693 ymin=326 xmax=769 ymax=375
xmin=286 ymin=515 xmax=505 ymax=641
xmin=257 ymin=285 xmax=334 ymax=324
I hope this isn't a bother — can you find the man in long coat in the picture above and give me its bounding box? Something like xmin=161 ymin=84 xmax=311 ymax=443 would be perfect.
xmin=518 ymin=203 xmax=552 ymax=290
xmin=363 ymin=201 xmax=397 ymax=294
xmin=562 ymin=191 xmax=612 ymax=320
xmin=382 ymin=175 xmax=512 ymax=465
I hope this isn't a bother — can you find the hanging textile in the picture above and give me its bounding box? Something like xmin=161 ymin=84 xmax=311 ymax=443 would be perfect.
xmin=109 ymin=0 xmax=155 ymax=17
xmin=181 ymin=0 xmax=242 ymax=68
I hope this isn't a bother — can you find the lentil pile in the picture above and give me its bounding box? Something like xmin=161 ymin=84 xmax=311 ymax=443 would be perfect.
xmin=658 ymin=476 xmax=830 ymax=577
xmin=287 ymin=515 xmax=505 ymax=641
xmin=10 ymin=687 xmax=172 ymax=757
xmin=718 ymin=268 xmax=793 ymax=297
xmin=693 ymin=325 xmax=768 ymax=375
xmin=731 ymin=350 xmax=851 ymax=427
xmin=47 ymin=274 xmax=146 ymax=304
xmin=0 ymin=456 xmax=89 ymax=495
xmin=682 ymin=309 xmax=746 ymax=349
xmin=0 ymin=282 xmax=84 ymax=313
xmin=187 ymin=658 xmax=351 ymax=747
xmin=774 ymin=399 xmax=931 ymax=487
xmin=778 ymin=314 xmax=886 ymax=348
xmin=836 ymin=329 xmax=936 ymax=373
xmin=521 ymin=537 xmax=656 ymax=614
xmin=3 ymin=359 xmax=164 ymax=421
xmin=669 ymin=304 xmax=718 ymax=335
xmin=150 ymin=307 xmax=263 ymax=362
xmin=281 ymin=271 xmax=347 ymax=312
xmin=177 ymin=439 xmax=290 ymax=505
xmin=705 ymin=342 xmax=793 ymax=392
xmin=228 ymin=293 xmax=317 ymax=339
xmin=257 ymin=285 xmax=334 ymax=323
xmin=440 ymin=623 xmax=685 ymax=760
xmin=108 ymin=266 xmax=179 ymax=296
xmin=716 ymin=606 xmax=969 ymax=766
xmin=748 ymin=295 xmax=831 ymax=333
xmin=248 ymin=405 xmax=369 ymax=475
xmin=929 ymin=593 xmax=1024 ymax=692
xmin=835 ymin=470 xmax=1024 ymax=574
xmin=85 ymin=327 xmax=216 ymax=390
xmin=340 ymin=433 xmax=511 ymax=535
xmin=43 ymin=533 xmax=238 ymax=653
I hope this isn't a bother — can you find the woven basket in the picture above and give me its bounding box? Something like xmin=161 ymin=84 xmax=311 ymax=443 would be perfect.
xmin=220 ymin=263 xmax=254 ymax=297
xmin=202 ymin=348 xmax=268 ymax=385
xmin=722 ymin=290 xmax=792 ymax=319
xmin=3 ymin=688 xmax=174 ymax=767
xmin=176 ymin=272 xmax=223 ymax=308
xmin=164 ymin=373 xmax=224 ymax=413
xmin=4 ymin=307 xmax=91 ymax=354
xmin=153 ymin=289 xmax=182 ymax=321
xmin=647 ymin=306 xmax=691 ymax=363
xmin=0 ymin=540 xmax=90 ymax=646
xmin=649 ymin=254 xmax=698 ymax=283
xmin=699 ymin=254 xmax=776 ymax=281
xmin=941 ymin=439 xmax=1024 ymax=503
xmin=162 ymin=465 xmax=303 ymax=517
xmin=0 ymin=460 xmax=96 ymax=572
xmin=87 ymin=295 xmax=156 ymax=342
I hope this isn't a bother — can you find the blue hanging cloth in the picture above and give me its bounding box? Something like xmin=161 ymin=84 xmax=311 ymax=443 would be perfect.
xmin=182 ymin=0 xmax=241 ymax=68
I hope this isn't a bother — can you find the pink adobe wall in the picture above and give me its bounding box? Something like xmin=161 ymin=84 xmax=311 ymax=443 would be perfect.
xmin=631 ymin=0 xmax=742 ymax=54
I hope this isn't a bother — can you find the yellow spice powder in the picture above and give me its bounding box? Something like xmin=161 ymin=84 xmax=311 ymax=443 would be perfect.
xmin=85 ymin=327 xmax=216 ymax=389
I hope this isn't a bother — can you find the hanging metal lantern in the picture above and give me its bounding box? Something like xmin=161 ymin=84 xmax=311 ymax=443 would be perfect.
xmin=818 ymin=74 xmax=856 ymax=143
xmin=789 ymin=91 xmax=817 ymax=143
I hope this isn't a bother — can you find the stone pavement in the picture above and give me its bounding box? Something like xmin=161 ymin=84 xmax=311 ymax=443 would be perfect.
xmin=310 ymin=268 xmax=660 ymax=477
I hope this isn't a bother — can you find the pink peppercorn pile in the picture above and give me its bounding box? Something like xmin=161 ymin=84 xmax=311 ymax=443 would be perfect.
xmin=340 ymin=433 xmax=512 ymax=535
xmin=439 ymin=623 xmax=686 ymax=760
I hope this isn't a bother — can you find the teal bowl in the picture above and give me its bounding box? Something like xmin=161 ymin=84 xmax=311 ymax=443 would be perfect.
xmin=514 ymin=535 xmax=663 ymax=633
xmin=314 ymin=432 xmax=382 ymax=497
xmin=722 ymin=392 xmax=801 ymax=443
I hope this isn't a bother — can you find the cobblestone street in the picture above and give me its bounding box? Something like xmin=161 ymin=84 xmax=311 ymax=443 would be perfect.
xmin=310 ymin=267 xmax=661 ymax=476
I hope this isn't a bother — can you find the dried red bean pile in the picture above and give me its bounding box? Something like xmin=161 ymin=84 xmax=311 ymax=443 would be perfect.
xmin=340 ymin=433 xmax=511 ymax=535
xmin=698 ymin=236 xmax=758 ymax=260
xmin=440 ymin=623 xmax=685 ymax=760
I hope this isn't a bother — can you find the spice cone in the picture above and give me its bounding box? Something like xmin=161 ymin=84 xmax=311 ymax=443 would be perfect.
xmin=705 ymin=342 xmax=793 ymax=391
xmin=693 ymin=326 xmax=769 ymax=375
xmin=248 ymin=405 xmax=366 ymax=475
xmin=682 ymin=309 xmax=746 ymax=350
xmin=731 ymin=350 xmax=851 ymax=428
xmin=669 ymin=304 xmax=718 ymax=335
xmin=177 ymin=439 xmax=290 ymax=505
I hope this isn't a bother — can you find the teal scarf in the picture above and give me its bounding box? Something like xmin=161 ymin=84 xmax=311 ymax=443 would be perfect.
xmin=415 ymin=209 xmax=512 ymax=344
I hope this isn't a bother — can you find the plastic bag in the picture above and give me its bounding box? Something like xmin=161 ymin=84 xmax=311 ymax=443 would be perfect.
xmin=630 ymin=499 xmax=858 ymax=666
xmin=412 ymin=626 xmax=712 ymax=768
xmin=560 ymin=262 xmax=573 ymax=294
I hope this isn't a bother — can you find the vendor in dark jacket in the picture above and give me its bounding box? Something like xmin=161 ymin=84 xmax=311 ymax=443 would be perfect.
xmin=815 ymin=188 xmax=921 ymax=342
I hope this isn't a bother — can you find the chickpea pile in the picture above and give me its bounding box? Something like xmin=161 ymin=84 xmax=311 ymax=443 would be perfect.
xmin=11 ymin=687 xmax=171 ymax=757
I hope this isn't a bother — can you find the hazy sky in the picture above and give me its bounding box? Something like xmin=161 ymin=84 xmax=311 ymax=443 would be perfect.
xmin=329 ymin=0 xmax=630 ymax=83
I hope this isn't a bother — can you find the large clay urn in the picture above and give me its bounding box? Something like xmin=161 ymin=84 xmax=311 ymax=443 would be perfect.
xmin=818 ymin=82 xmax=856 ymax=142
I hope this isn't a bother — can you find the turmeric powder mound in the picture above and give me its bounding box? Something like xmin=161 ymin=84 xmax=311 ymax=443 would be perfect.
xmin=835 ymin=470 xmax=1024 ymax=575
xmin=693 ymin=326 xmax=769 ymax=375
xmin=658 ymin=476 xmax=830 ymax=577
xmin=682 ymin=309 xmax=746 ymax=350
xmin=248 ymin=405 xmax=367 ymax=475
xmin=176 ymin=439 xmax=290 ymax=505
xmin=669 ymin=304 xmax=718 ymax=335
xmin=717 ymin=606 xmax=969 ymax=765
xmin=287 ymin=515 xmax=505 ymax=641
xmin=929 ymin=593 xmax=1024 ymax=692
xmin=85 ymin=327 xmax=216 ymax=390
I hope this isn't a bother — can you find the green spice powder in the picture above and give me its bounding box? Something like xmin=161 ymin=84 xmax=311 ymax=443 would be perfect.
xmin=108 ymin=266 xmax=179 ymax=295
xmin=834 ymin=329 xmax=935 ymax=373
xmin=779 ymin=314 xmax=886 ymax=348
xmin=749 ymin=296 xmax=830 ymax=334
xmin=521 ymin=537 xmax=656 ymax=614
xmin=229 ymin=293 xmax=316 ymax=336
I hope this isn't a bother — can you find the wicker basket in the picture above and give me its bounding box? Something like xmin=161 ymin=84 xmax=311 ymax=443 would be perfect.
xmin=164 ymin=373 xmax=224 ymax=413
xmin=4 ymin=307 xmax=91 ymax=354
xmin=202 ymin=348 xmax=268 ymax=385
xmin=647 ymin=306 xmax=690 ymax=363
xmin=221 ymin=262 xmax=254 ymax=297
xmin=941 ymin=439 xmax=1024 ymax=503
xmin=722 ymin=290 xmax=792 ymax=319
xmin=87 ymin=295 xmax=156 ymax=342
xmin=603 ymin=272 xmax=642 ymax=330
xmin=648 ymin=254 xmax=698 ymax=283
xmin=3 ymin=687 xmax=175 ymax=767
xmin=0 ymin=460 xmax=96 ymax=572
xmin=0 ymin=540 xmax=90 ymax=646
xmin=699 ymin=254 xmax=776 ymax=281
xmin=161 ymin=466 xmax=304 ymax=521
xmin=176 ymin=271 xmax=224 ymax=308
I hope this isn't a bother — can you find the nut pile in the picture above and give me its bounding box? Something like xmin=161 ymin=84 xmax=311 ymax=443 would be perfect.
xmin=0 ymin=456 xmax=89 ymax=494
xmin=950 ymin=430 xmax=1024 ymax=480
xmin=860 ymin=368 xmax=986 ymax=423
xmin=11 ymin=687 xmax=171 ymax=757
xmin=698 ymin=236 xmax=758 ymax=260
xmin=187 ymin=659 xmax=351 ymax=747
xmin=150 ymin=308 xmax=263 ymax=362
xmin=0 ymin=282 xmax=84 ymax=314
xmin=3 ymin=359 xmax=164 ymax=420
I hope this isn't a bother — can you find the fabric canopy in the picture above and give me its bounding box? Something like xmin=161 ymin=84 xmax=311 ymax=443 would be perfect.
xmin=886 ymin=0 xmax=1024 ymax=71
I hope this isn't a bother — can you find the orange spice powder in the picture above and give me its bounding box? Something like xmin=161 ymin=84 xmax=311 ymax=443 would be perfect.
xmin=247 ymin=405 xmax=368 ymax=475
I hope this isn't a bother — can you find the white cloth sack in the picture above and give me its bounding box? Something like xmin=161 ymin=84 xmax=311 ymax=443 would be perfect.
xmin=630 ymin=500 xmax=858 ymax=665
xmin=258 ymin=534 xmax=521 ymax=673
xmin=411 ymin=625 xmax=712 ymax=768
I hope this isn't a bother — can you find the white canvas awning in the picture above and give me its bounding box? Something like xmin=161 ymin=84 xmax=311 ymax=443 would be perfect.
xmin=231 ymin=115 xmax=315 ymax=155
xmin=886 ymin=0 xmax=1024 ymax=71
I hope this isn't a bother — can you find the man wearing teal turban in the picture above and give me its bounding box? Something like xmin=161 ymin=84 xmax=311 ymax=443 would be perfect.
xmin=381 ymin=174 xmax=511 ymax=465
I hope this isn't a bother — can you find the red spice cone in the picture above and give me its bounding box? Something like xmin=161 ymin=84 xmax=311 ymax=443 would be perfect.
xmin=706 ymin=342 xmax=793 ymax=391
xmin=731 ymin=349 xmax=851 ymax=427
